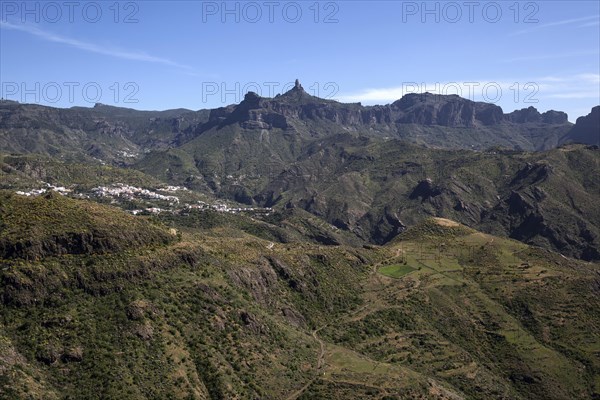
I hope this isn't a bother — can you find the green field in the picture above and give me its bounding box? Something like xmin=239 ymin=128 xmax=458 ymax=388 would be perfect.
xmin=378 ymin=264 xmax=416 ymax=278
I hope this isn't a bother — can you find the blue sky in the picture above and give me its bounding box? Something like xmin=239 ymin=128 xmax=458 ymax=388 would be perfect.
xmin=1 ymin=1 xmax=598 ymax=121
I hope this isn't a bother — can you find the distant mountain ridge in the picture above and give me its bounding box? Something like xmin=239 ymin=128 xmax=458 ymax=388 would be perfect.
xmin=201 ymin=83 xmax=571 ymax=136
xmin=0 ymin=100 xmax=210 ymax=163
xmin=2 ymin=81 xmax=595 ymax=165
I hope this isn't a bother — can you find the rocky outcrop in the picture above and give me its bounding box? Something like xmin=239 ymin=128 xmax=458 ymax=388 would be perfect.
xmin=480 ymin=162 xmax=599 ymax=261
xmin=391 ymin=93 xmax=503 ymax=127
xmin=227 ymin=260 xmax=278 ymax=306
xmin=507 ymin=107 xmax=569 ymax=124
xmin=542 ymin=110 xmax=569 ymax=124
xmin=409 ymin=178 xmax=442 ymax=200
xmin=509 ymin=162 xmax=553 ymax=187
xmin=358 ymin=207 xmax=407 ymax=244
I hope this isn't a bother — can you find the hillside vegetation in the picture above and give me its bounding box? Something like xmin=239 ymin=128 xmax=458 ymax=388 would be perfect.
xmin=0 ymin=194 xmax=598 ymax=399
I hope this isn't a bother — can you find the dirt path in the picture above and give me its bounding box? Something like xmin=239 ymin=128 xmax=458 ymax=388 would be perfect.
xmin=285 ymin=326 xmax=327 ymax=400
xmin=313 ymin=326 xmax=326 ymax=370
xmin=285 ymin=249 xmax=410 ymax=400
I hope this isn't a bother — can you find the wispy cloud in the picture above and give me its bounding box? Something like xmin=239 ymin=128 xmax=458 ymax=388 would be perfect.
xmin=579 ymin=20 xmax=600 ymax=28
xmin=577 ymin=73 xmax=600 ymax=84
xmin=336 ymin=75 xmax=599 ymax=122
xmin=337 ymin=80 xmax=521 ymax=104
xmin=538 ymin=74 xmax=600 ymax=102
xmin=503 ymin=49 xmax=599 ymax=63
xmin=337 ymin=74 xmax=600 ymax=107
xmin=546 ymin=92 xmax=600 ymax=99
xmin=0 ymin=21 xmax=193 ymax=70
xmin=511 ymin=15 xmax=599 ymax=36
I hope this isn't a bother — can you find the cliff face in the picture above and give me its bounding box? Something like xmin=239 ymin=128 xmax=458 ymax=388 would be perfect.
xmin=560 ymin=106 xmax=600 ymax=146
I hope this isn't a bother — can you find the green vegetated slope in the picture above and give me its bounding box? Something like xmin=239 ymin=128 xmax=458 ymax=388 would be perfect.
xmin=0 ymin=194 xmax=598 ymax=399
xmin=379 ymin=263 xmax=416 ymax=278
xmin=0 ymin=193 xmax=377 ymax=399
xmin=314 ymin=218 xmax=600 ymax=399
xmin=0 ymin=191 xmax=175 ymax=260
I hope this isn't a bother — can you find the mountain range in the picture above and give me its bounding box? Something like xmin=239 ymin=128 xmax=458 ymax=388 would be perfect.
xmin=1 ymin=82 xmax=597 ymax=165
xmin=0 ymin=81 xmax=599 ymax=399
xmin=1 ymin=83 xmax=599 ymax=260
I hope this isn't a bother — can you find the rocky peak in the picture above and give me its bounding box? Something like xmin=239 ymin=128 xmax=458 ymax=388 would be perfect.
xmin=507 ymin=107 xmax=569 ymax=124
xmin=508 ymin=106 xmax=542 ymax=123
xmin=223 ymin=92 xmax=266 ymax=124
xmin=241 ymin=91 xmax=262 ymax=109
xmin=541 ymin=110 xmax=568 ymax=124
xmin=277 ymin=79 xmax=316 ymax=104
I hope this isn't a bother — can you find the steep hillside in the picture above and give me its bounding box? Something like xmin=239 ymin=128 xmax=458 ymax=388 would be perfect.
xmin=0 ymin=153 xmax=164 ymax=190
xmin=0 ymin=201 xmax=598 ymax=399
xmin=314 ymin=218 xmax=600 ymax=399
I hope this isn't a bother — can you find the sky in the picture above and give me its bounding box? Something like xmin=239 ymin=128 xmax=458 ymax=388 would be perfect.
xmin=0 ymin=1 xmax=599 ymax=121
